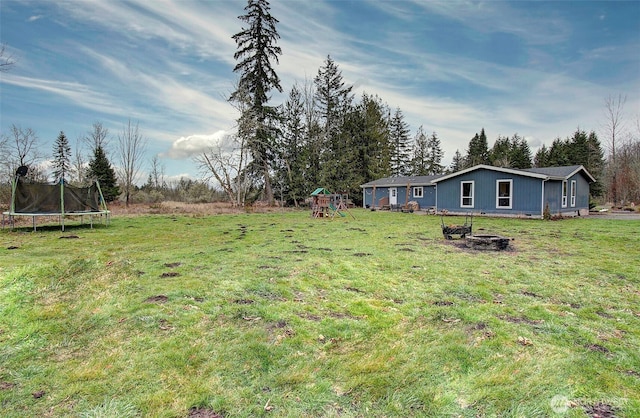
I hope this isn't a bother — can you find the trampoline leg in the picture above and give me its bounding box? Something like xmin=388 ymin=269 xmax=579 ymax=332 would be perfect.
xmin=32 ymin=216 xmax=36 ymax=232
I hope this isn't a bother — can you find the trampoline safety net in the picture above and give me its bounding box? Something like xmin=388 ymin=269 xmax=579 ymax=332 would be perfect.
xmin=14 ymin=180 xmax=103 ymax=213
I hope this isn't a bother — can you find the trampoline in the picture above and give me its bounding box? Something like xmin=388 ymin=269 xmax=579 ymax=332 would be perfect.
xmin=3 ymin=166 xmax=110 ymax=231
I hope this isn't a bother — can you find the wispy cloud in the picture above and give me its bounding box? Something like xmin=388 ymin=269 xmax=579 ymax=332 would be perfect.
xmin=1 ymin=74 xmax=118 ymax=115
xmin=2 ymin=0 xmax=637 ymax=177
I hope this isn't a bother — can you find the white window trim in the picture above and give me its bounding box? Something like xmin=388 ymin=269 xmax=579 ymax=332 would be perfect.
xmin=461 ymin=181 xmax=474 ymax=208
xmin=413 ymin=186 xmax=423 ymax=198
xmin=562 ymin=180 xmax=568 ymax=208
xmin=496 ymin=179 xmax=513 ymax=209
xmin=570 ymin=180 xmax=576 ymax=207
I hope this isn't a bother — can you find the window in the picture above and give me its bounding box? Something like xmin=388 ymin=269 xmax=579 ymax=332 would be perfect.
xmin=413 ymin=187 xmax=423 ymax=198
xmin=562 ymin=180 xmax=568 ymax=207
xmin=461 ymin=181 xmax=474 ymax=208
xmin=496 ymin=179 xmax=512 ymax=209
xmin=570 ymin=180 xmax=576 ymax=207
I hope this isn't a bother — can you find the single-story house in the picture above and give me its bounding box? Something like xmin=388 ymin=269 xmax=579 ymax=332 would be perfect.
xmin=360 ymin=175 xmax=444 ymax=210
xmin=360 ymin=165 xmax=595 ymax=218
xmin=432 ymin=164 xmax=596 ymax=218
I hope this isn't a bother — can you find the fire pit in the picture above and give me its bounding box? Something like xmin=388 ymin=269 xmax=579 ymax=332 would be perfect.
xmin=465 ymin=234 xmax=511 ymax=250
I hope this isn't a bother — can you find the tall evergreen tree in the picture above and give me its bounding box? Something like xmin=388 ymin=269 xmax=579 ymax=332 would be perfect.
xmin=547 ymin=138 xmax=570 ymax=166
xmin=314 ymin=55 xmax=353 ymax=141
xmin=388 ymin=108 xmax=411 ymax=176
xmin=425 ymin=132 xmax=444 ymax=175
xmin=275 ymin=84 xmax=306 ymax=205
xmin=489 ymin=135 xmax=512 ymax=167
xmin=301 ymin=77 xmax=323 ymax=195
xmin=410 ymin=125 xmax=429 ymax=175
xmin=52 ymin=131 xmax=72 ymax=183
xmin=533 ymin=144 xmax=549 ymax=168
xmin=465 ymin=128 xmax=489 ymax=167
xmin=86 ymin=145 xmax=119 ymax=202
xmin=509 ymin=134 xmax=532 ymax=169
xmin=314 ymin=56 xmax=354 ymax=188
xmin=230 ymin=0 xmax=282 ymax=203
xmin=566 ymin=129 xmax=605 ymax=197
xmin=585 ymin=130 xmax=605 ymax=197
xmin=449 ymin=149 xmax=464 ymax=173
xmin=344 ymin=93 xmax=390 ymax=200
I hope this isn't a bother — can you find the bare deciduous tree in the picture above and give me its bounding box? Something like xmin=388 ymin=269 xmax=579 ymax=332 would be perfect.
xmin=85 ymin=122 xmax=110 ymax=153
xmin=148 ymin=155 xmax=165 ymax=189
xmin=116 ymin=120 xmax=147 ymax=207
xmin=0 ymin=124 xmax=42 ymax=181
xmin=0 ymin=43 xmax=16 ymax=72
xmin=72 ymin=136 xmax=86 ymax=184
xmin=195 ymin=134 xmax=250 ymax=207
xmin=602 ymin=94 xmax=628 ymax=204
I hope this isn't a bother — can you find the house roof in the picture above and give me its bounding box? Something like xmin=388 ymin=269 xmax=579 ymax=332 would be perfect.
xmin=360 ymin=174 xmax=444 ymax=188
xmin=522 ymin=165 xmax=596 ymax=182
xmin=431 ymin=164 xmax=596 ymax=183
xmin=310 ymin=187 xmax=331 ymax=196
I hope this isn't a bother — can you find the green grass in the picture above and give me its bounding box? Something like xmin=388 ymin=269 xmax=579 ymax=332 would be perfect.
xmin=0 ymin=210 xmax=638 ymax=417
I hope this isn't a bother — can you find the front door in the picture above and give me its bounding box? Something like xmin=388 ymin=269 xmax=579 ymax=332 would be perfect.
xmin=389 ymin=188 xmax=397 ymax=206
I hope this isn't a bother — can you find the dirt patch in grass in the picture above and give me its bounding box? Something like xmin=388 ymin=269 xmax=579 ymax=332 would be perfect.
xmin=521 ymin=291 xmax=542 ymax=298
xmin=233 ymin=299 xmax=254 ymax=304
xmin=329 ymin=311 xmax=362 ymax=320
xmin=160 ymin=272 xmax=180 ymax=278
xmin=59 ymin=235 xmax=80 ymax=239
xmin=164 ymin=262 xmax=182 ymax=268
xmin=145 ymin=295 xmax=168 ymax=303
xmin=6 ymin=245 xmax=19 ymax=250
xmin=444 ymin=240 xmax=517 ymax=253
xmin=188 ymin=407 xmax=224 ymax=418
xmin=353 ymin=252 xmax=372 ymax=257
xmin=0 ymin=381 xmax=15 ymax=390
xmin=586 ymin=343 xmax=610 ymax=354
xmin=298 ymin=312 xmax=322 ymax=321
xmin=583 ymin=402 xmax=617 ymax=418
xmin=158 ymin=319 xmax=173 ymax=331
xmin=498 ymin=315 xmax=544 ymax=326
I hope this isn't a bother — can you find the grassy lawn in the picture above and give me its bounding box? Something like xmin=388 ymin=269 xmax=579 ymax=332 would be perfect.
xmin=0 ymin=209 xmax=638 ymax=417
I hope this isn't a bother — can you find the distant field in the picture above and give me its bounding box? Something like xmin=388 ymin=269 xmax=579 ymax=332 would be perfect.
xmin=1 ymin=209 xmax=638 ymax=417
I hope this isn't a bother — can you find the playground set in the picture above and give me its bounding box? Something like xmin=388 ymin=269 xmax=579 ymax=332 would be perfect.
xmin=310 ymin=188 xmax=354 ymax=219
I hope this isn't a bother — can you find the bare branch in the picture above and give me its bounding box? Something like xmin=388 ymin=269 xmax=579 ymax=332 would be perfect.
xmin=116 ymin=120 xmax=148 ymax=207
xmin=0 ymin=43 xmax=16 ymax=72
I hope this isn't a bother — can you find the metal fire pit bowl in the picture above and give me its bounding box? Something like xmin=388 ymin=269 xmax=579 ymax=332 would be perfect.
xmin=465 ymin=234 xmax=511 ymax=250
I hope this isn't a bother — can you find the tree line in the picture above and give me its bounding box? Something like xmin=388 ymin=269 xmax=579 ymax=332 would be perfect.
xmin=204 ymin=0 xmax=636 ymax=207
xmin=1 ymin=1 xmax=637 ymax=208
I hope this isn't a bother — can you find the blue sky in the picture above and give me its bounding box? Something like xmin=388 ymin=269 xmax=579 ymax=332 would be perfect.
xmin=1 ymin=0 xmax=639 ymax=183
